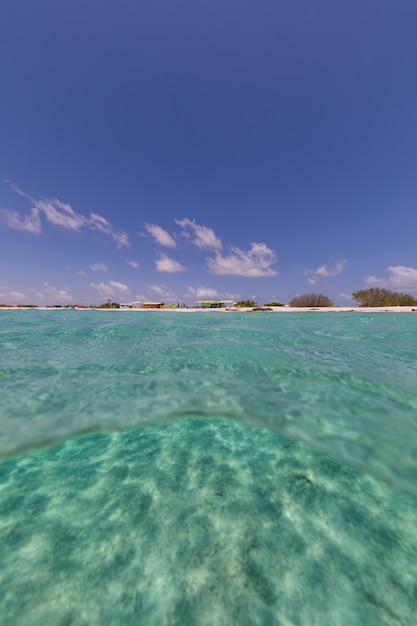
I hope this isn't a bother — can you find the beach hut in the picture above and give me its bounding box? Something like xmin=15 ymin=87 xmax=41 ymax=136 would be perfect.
xmin=195 ymin=300 xmax=235 ymax=308
xmin=141 ymin=302 xmax=165 ymax=309
xmin=120 ymin=301 xmax=143 ymax=309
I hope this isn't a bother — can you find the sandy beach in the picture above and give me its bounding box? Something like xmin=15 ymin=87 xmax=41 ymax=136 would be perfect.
xmin=2 ymin=306 xmax=417 ymax=313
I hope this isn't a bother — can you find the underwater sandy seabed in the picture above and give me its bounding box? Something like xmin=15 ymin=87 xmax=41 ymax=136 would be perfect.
xmin=0 ymin=418 xmax=416 ymax=626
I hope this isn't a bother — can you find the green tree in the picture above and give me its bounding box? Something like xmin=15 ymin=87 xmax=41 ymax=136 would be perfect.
xmin=264 ymin=302 xmax=285 ymax=307
xmin=289 ymin=293 xmax=334 ymax=307
xmin=235 ymin=300 xmax=258 ymax=307
xmin=98 ymin=302 xmax=121 ymax=308
xmin=352 ymin=288 xmax=417 ymax=307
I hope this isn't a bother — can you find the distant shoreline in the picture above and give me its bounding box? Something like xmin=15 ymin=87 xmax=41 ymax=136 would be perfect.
xmin=2 ymin=306 xmax=417 ymax=313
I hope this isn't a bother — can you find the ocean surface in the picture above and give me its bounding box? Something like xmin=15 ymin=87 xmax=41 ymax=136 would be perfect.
xmin=1 ymin=309 xmax=416 ymax=625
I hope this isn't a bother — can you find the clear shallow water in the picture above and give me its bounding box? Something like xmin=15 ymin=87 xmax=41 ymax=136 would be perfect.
xmin=1 ymin=310 xmax=417 ymax=493
xmin=1 ymin=310 xmax=417 ymax=624
xmin=1 ymin=419 xmax=417 ymax=626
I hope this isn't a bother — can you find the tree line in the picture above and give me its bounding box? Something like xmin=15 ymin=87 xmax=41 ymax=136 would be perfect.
xmin=2 ymin=288 xmax=417 ymax=309
xmin=287 ymin=288 xmax=417 ymax=307
xmin=236 ymin=288 xmax=417 ymax=308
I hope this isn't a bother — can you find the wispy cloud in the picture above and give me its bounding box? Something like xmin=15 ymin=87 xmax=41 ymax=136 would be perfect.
xmin=0 ymin=283 xmax=76 ymax=305
xmin=155 ymin=253 xmax=186 ymax=273
xmin=42 ymin=282 xmax=74 ymax=303
xmin=176 ymin=218 xmax=222 ymax=250
xmin=36 ymin=198 xmax=86 ymax=230
xmin=337 ymin=292 xmax=355 ymax=302
xmin=3 ymin=289 xmax=27 ymax=301
xmin=113 ymin=231 xmax=130 ymax=248
xmin=90 ymin=263 xmax=108 ymax=272
xmin=145 ymin=223 xmax=176 ymax=247
xmin=0 ymin=207 xmax=41 ymax=233
xmin=315 ymin=260 xmax=347 ymax=277
xmin=9 ymin=289 xmax=26 ymax=300
xmin=148 ymin=284 xmax=177 ymax=300
xmin=173 ymin=218 xmax=278 ymax=279
xmin=2 ymin=182 xmax=130 ymax=247
xmin=365 ymin=266 xmax=417 ymax=292
xmin=89 ymin=213 xmax=112 ymax=233
xmin=184 ymin=286 xmax=241 ymax=302
xmin=184 ymin=286 xmax=220 ymax=300
xmin=208 ymin=242 xmax=278 ymax=277
xmin=90 ymin=213 xmax=129 ymax=248
xmin=305 ymin=259 xmax=347 ymax=285
xmin=90 ymin=281 xmax=130 ymax=298
xmin=127 ymin=260 xmax=139 ymax=268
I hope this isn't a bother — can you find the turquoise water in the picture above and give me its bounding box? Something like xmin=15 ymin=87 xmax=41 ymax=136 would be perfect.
xmin=1 ymin=310 xmax=417 ymax=624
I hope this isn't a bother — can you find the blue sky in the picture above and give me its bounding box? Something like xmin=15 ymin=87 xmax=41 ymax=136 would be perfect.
xmin=1 ymin=1 xmax=416 ymax=306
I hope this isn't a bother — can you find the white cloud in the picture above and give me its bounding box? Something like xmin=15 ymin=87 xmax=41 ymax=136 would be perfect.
xmin=112 ymin=231 xmax=130 ymax=249
xmin=1 ymin=287 xmax=37 ymax=304
xmin=223 ymin=291 xmax=242 ymax=301
xmin=146 ymin=223 xmax=176 ymax=247
xmin=207 ymin=242 xmax=278 ymax=277
xmin=155 ymin=253 xmax=186 ymax=273
xmin=90 ymin=263 xmax=109 ymax=272
xmin=9 ymin=290 xmax=27 ymax=300
xmin=183 ymin=286 xmax=241 ymax=303
xmin=90 ymin=263 xmax=108 ymax=272
xmin=36 ymin=198 xmax=86 ymax=230
xmin=42 ymin=282 xmax=74 ymax=303
xmin=337 ymin=292 xmax=355 ymax=302
xmin=176 ymin=218 xmax=222 ymax=250
xmin=365 ymin=266 xmax=417 ymax=292
xmin=89 ymin=213 xmax=112 ymax=233
xmin=127 ymin=260 xmax=139 ymax=268
xmin=316 ymin=260 xmax=347 ymax=276
xmin=184 ymin=286 xmax=220 ymax=300
xmin=30 ymin=290 xmax=44 ymax=300
xmin=0 ymin=207 xmax=41 ymax=233
xmin=2 ymin=282 xmax=75 ymax=305
xmin=3 ymin=183 xmax=130 ymax=247
xmin=148 ymin=284 xmax=177 ymax=300
xmin=90 ymin=281 xmax=130 ymax=298
xmin=305 ymin=259 xmax=347 ymax=285
xmin=89 ymin=213 xmax=129 ymax=248
xmin=109 ymin=281 xmax=130 ymax=292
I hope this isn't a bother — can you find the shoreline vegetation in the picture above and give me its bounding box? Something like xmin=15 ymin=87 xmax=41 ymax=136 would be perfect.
xmin=2 ymin=289 xmax=416 ymax=312
xmin=1 ymin=305 xmax=417 ymax=313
